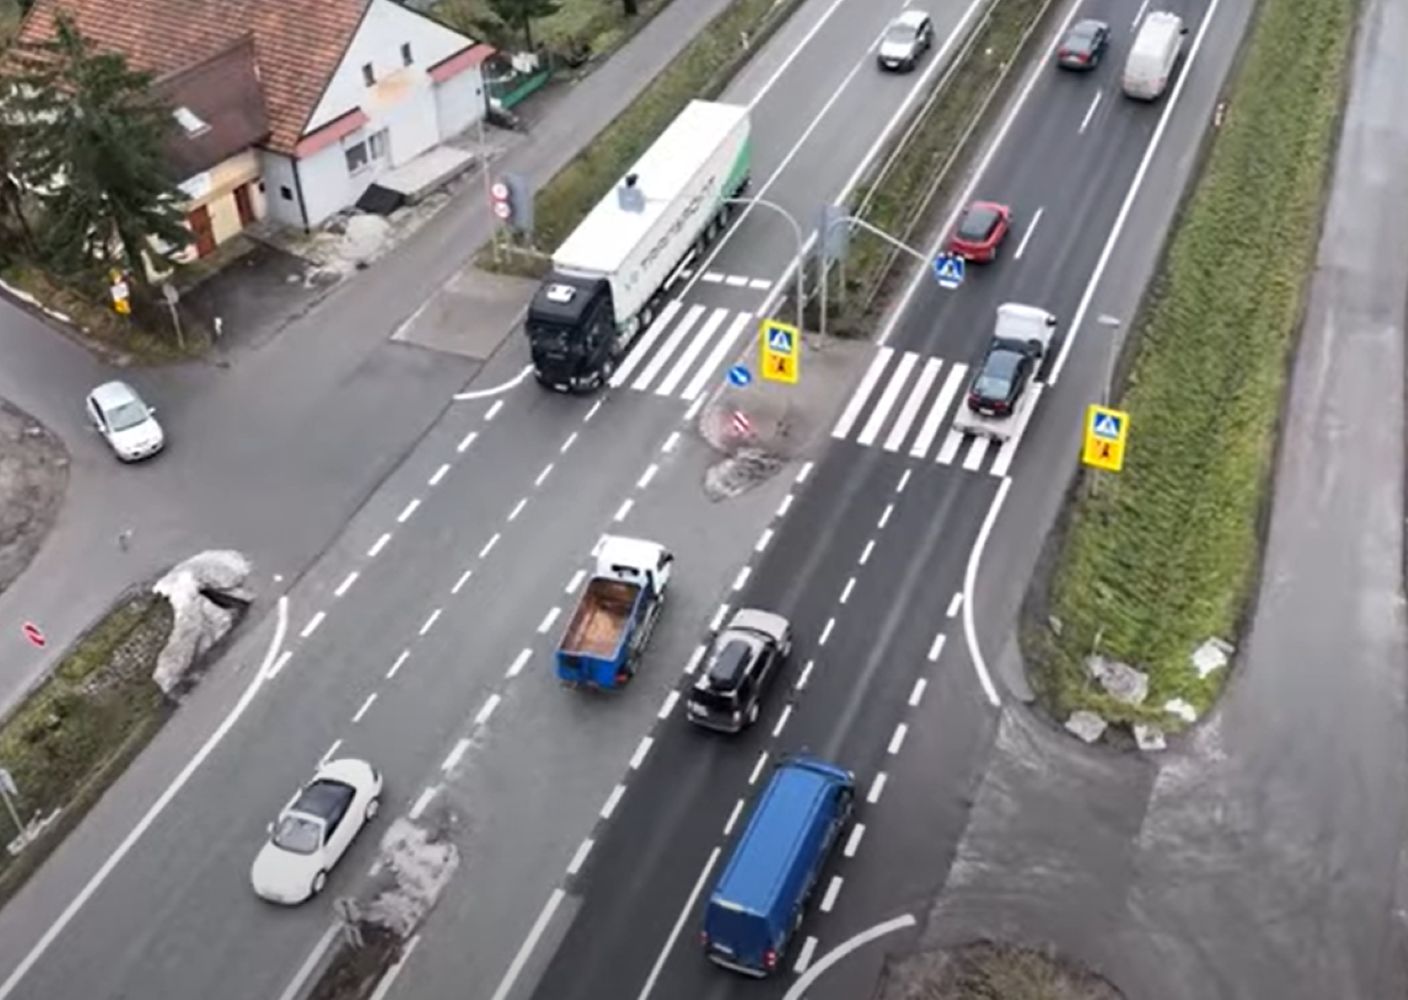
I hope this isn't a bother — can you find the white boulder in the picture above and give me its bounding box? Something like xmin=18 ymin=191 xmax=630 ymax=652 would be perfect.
xmin=1087 ymin=655 xmax=1149 ymax=706
xmin=1065 ymin=710 xmax=1108 ymax=743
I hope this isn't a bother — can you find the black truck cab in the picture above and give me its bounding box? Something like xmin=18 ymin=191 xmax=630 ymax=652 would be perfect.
xmin=526 ymin=274 xmax=617 ymax=392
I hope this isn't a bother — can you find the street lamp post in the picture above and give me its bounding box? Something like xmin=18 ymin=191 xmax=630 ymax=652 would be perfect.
xmin=722 ymin=197 xmax=805 ymax=335
xmin=817 ymin=213 xmax=932 ymax=343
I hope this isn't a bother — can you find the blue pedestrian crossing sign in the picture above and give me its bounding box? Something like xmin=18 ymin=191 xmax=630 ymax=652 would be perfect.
xmin=759 ymin=319 xmax=800 ymax=384
xmin=1092 ymin=412 xmax=1122 ymax=439
xmin=1082 ymin=404 xmax=1129 ymax=472
xmin=932 ymin=253 xmax=965 ymax=290
xmin=727 ymin=364 xmax=752 ymax=387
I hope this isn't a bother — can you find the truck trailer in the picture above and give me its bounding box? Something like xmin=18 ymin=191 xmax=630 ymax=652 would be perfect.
xmin=526 ymin=100 xmax=752 ymax=392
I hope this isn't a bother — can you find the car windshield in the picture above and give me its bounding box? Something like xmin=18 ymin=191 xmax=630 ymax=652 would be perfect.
xmin=105 ymin=399 xmax=149 ymax=432
xmin=271 ymin=813 xmax=323 ymax=854
xmin=527 ymin=320 xmax=580 ymax=355
xmin=958 ymin=207 xmax=999 ymax=240
xmin=884 ymin=22 xmax=917 ymax=45
xmin=973 ymin=350 xmax=1021 ymax=398
xmin=1069 ymin=23 xmax=1099 ymax=43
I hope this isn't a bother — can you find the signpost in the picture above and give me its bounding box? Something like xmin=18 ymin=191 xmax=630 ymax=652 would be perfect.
xmin=1081 ymin=405 xmax=1129 ymax=472
xmin=931 ymin=253 xmax=965 ymax=290
xmin=759 ymin=319 xmax=800 ymax=384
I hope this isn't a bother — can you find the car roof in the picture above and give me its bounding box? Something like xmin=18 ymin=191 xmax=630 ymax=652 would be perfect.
xmin=982 ymin=343 xmax=1026 ymax=375
xmin=893 ymin=9 xmax=929 ymax=28
xmin=89 ymin=380 xmax=141 ymax=410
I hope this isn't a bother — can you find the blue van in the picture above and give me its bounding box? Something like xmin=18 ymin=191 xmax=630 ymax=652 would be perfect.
xmin=700 ymin=755 xmax=855 ymax=976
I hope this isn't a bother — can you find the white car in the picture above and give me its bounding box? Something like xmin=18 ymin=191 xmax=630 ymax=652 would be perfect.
xmin=86 ymin=380 xmax=164 ymax=461
xmin=877 ymin=9 xmax=934 ymax=71
xmin=251 ymin=758 xmax=383 ymax=905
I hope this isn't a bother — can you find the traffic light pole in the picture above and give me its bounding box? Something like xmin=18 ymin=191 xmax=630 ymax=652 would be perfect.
xmin=817 ymin=214 xmax=930 ymax=343
xmin=723 ymin=197 xmax=805 ymax=336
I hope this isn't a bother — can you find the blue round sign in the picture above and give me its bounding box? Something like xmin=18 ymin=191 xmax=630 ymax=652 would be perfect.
xmin=727 ymin=364 xmax=752 ymax=387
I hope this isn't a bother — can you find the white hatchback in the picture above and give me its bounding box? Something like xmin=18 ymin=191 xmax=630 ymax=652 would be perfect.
xmin=85 ymin=380 xmax=164 ymax=461
xmin=251 ymin=758 xmax=383 ymax=905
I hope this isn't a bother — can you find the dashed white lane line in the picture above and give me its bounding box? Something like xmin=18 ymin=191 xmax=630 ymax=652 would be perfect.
xmin=485 ymin=400 xmax=504 ymax=422
xmin=397 ymin=498 xmax=421 ymax=524
xmin=772 ymin=704 xmax=793 ymax=737
xmin=909 ymin=677 xmax=928 ymax=707
xmin=453 ymin=569 xmax=473 ymax=595
xmin=840 ymin=577 xmax=856 ymax=604
xmin=888 ymin=723 xmax=908 ymax=755
xmin=409 ymin=786 xmax=438 ymax=820
xmin=268 ymin=650 xmax=293 ymax=679
xmin=630 ymin=736 xmax=654 ymax=770
xmin=560 ymin=431 xmax=578 ymax=454
xmin=946 ymin=592 xmax=963 ymax=618
xmin=319 ymin=739 xmax=342 ymax=766
xmin=566 ymin=569 xmax=586 ymax=594
xmin=867 ymin=772 xmax=888 ymax=804
xmin=509 ymin=498 xmax=528 ymax=522
xmin=614 ymin=498 xmax=634 ymax=522
xmin=300 ymin=611 xmax=326 ymax=639
xmin=368 ymin=533 xmax=391 ymax=558
xmin=749 ymin=277 xmax=772 ymax=291
xmin=538 ymin=607 xmax=561 ymax=634
xmin=710 ymin=604 xmax=730 ymax=632
xmin=749 ymin=751 xmax=769 ymax=785
xmin=1015 ymin=206 xmax=1044 ymax=260
xmin=796 ymin=461 xmax=815 ymax=484
xmin=480 ymin=533 xmax=501 ymax=559
xmin=535 ymin=463 xmax=554 ymax=487
xmin=819 ymin=617 xmax=835 ymax=646
xmin=566 ymin=838 xmax=594 ymax=877
xmin=584 ymin=399 xmax=603 ymax=423
xmin=928 ymin=632 xmax=947 ymax=661
xmin=702 ymin=271 xmax=725 ymax=283
xmin=662 ymin=431 xmax=681 ymax=454
xmin=796 ymin=660 xmax=815 ymax=690
xmin=457 ymin=430 xmax=478 ymax=453
xmin=878 ymin=503 xmax=895 ymax=529
xmin=352 ymin=693 xmax=378 ymax=724
xmin=844 ymin=822 xmax=866 ymax=858
xmin=777 ymin=494 xmax=794 ymax=518
xmin=441 ymin=738 xmax=472 ymax=773
xmin=600 ymin=784 xmax=626 ymax=820
xmin=896 ymin=469 xmax=912 ymax=493
xmin=637 ymin=464 xmax=659 ymax=490
xmin=1079 ymin=90 xmax=1103 ymax=134
xmin=387 ymin=651 xmax=410 ymax=679
xmin=684 ymin=393 xmax=706 ymax=423
xmin=756 ymin=527 xmax=774 ymax=553
xmin=820 ymin=875 xmax=843 ymax=913
xmin=723 ymin=798 xmax=745 ymax=837
xmin=428 ymin=463 xmax=451 ymax=487
xmin=474 ymin=693 xmax=501 ymax=727
xmin=506 ymin=649 xmax=532 ymax=678
xmin=794 ymin=936 xmax=820 ymax=975
xmin=724 ymin=275 xmax=749 ymax=288
xmin=334 ymin=571 xmax=359 ymax=598
xmin=419 ymin=609 xmax=442 ymax=636
xmin=658 ymin=690 xmax=680 ymax=720
xmin=733 ymin=566 xmax=751 ymax=591
xmin=684 ymin=644 xmax=708 ymax=675
xmin=859 ymin=540 xmax=876 ymax=565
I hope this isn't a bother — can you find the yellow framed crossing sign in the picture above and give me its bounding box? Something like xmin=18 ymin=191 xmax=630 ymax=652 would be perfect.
xmin=1082 ymin=404 xmax=1129 ymax=472
xmin=759 ymin=319 xmax=799 ymax=384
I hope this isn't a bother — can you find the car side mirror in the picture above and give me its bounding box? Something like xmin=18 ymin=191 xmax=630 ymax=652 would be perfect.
xmin=147 ymin=407 xmax=157 ymax=416
xmin=1180 ymin=26 xmax=1189 ymax=34
xmin=1046 ymin=316 xmax=1057 ymax=326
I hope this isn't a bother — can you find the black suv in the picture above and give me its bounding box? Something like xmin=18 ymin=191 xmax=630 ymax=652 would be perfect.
xmin=686 ymin=609 xmax=792 ymax=733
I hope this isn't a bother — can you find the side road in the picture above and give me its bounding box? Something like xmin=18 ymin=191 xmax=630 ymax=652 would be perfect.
xmin=0 ymin=0 xmax=736 ymax=716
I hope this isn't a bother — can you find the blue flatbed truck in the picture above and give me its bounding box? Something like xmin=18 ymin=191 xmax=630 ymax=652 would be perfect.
xmin=555 ymin=535 xmax=674 ymax=690
xmin=700 ymin=755 xmax=855 ymax=976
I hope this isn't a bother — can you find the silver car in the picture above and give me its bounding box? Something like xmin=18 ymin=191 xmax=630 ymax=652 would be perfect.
xmin=877 ymin=10 xmax=934 ymax=72
xmin=86 ymin=380 xmax=165 ymax=461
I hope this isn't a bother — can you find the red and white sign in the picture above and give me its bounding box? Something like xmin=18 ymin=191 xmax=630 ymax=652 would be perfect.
xmin=730 ymin=410 xmax=753 ymax=438
xmin=21 ymin=622 xmax=46 ymax=648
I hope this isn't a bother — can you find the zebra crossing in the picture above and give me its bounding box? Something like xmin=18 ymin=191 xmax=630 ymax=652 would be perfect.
xmin=609 ymin=301 xmax=755 ymax=400
xmin=830 ymin=346 xmax=1042 ymax=477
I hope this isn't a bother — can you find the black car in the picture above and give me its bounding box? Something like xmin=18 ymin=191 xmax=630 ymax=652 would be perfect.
xmin=1056 ymin=19 xmax=1110 ymax=69
xmin=966 ymin=337 xmax=1039 ymax=417
xmin=686 ymin=609 xmax=792 ymax=733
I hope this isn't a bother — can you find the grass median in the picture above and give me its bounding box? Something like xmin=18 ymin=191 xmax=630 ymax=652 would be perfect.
xmin=1026 ymin=0 xmax=1357 ymax=728
xmin=0 ymin=591 xmax=173 ymax=906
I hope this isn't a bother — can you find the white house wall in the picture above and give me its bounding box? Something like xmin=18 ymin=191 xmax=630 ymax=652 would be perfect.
xmin=260 ymin=153 xmax=304 ymax=228
xmin=299 ymin=143 xmax=359 ymax=228
xmin=434 ymin=70 xmax=483 ymax=138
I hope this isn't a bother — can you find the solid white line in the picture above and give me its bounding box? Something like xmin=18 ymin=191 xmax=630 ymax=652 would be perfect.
xmin=612 ymin=301 xmax=683 ymax=387
xmin=633 ymin=304 xmax=706 ymax=392
xmin=928 ymin=632 xmax=947 ymax=662
xmin=368 ymin=934 xmax=421 ymax=1000
xmin=858 ymin=351 xmax=917 ymax=447
xmin=368 ymin=533 xmax=391 ymax=558
xmin=479 ymin=533 xmax=500 ymax=559
xmin=723 ymin=798 xmax=745 ymax=837
xmin=749 ymin=751 xmax=769 ymax=785
xmin=833 ymin=348 xmax=893 ymax=439
xmin=319 ymin=739 xmax=342 ymax=766
xmin=681 ymin=311 xmax=753 ymax=401
xmin=783 ymin=915 xmax=918 ymax=1000
xmin=485 ymin=399 xmax=504 ymax=422
xmin=963 ymin=477 xmax=1011 ymax=706
xmin=387 ymin=650 xmax=410 ymax=679
xmin=820 ymin=876 xmax=843 ymax=913
xmin=352 ymin=693 xmax=378 ymax=723
xmin=614 ymin=498 xmax=634 ymax=522
xmin=896 ymin=469 xmax=912 ymax=494
xmin=567 ymin=838 xmax=594 ymax=877
xmin=1078 ymin=90 xmax=1103 ymax=134
xmin=419 ymin=608 xmax=442 ymax=636
xmin=584 ymin=399 xmax=603 ymax=423
xmin=601 ymin=784 xmax=626 ymax=820
xmin=267 ymin=650 xmax=293 ymax=679
xmin=537 ymin=607 xmax=561 ymax=634
xmin=474 ymin=693 xmax=501 ymax=727
xmin=637 ymin=463 xmax=660 ymax=490
xmin=630 ymin=735 xmax=654 ymax=770
xmin=868 ymin=772 xmax=888 ymax=804
xmin=508 ymin=498 xmax=528 ymax=522
xmin=859 ymin=540 xmax=876 ymax=565
xmin=300 ymin=611 xmax=326 ymax=639
xmin=662 ymin=430 xmax=681 ymax=453
xmin=888 ymin=723 xmax=908 ymax=755
xmin=878 ymin=503 xmax=894 ymax=529
xmin=635 ymin=848 xmax=722 ymax=1000
xmin=962 ymin=435 xmax=991 ymax=472
xmin=844 ymin=822 xmax=866 ymax=858
xmin=915 ymin=364 xmax=967 ymax=460
xmin=711 ymin=604 xmax=730 ymax=632
xmin=452 ymin=569 xmax=473 ymax=595
xmin=1131 ymin=0 xmax=1149 ymax=27
xmin=566 ymin=569 xmax=586 ymax=594
xmin=796 ymin=660 xmax=815 ymax=690
xmin=334 ymin=571 xmax=359 ymax=598
xmin=428 ymin=463 xmax=451 ymax=487
xmin=796 ymin=461 xmax=815 ymax=484
xmin=819 ymin=617 xmax=835 ymax=646
xmin=756 ymin=527 xmax=774 ymax=553
xmin=909 ymin=677 xmax=928 ymax=707
xmin=840 ymin=577 xmax=856 ymax=604
xmin=794 ymin=936 xmax=820 ymax=975
xmin=1051 ymin=0 xmax=1223 ymax=384
xmin=772 ymin=704 xmax=793 ymax=737
xmin=946 ymin=592 xmax=963 ymax=618
xmin=777 ymin=494 xmax=794 ymax=518
xmin=275 ymin=922 xmax=341 ymax=1000
xmin=442 ymin=738 xmax=472 ymax=773
xmin=456 ymin=430 xmax=478 ymax=453
xmin=489 ymin=888 xmax=567 ymax=1000
xmin=734 ymin=566 xmax=752 ymax=591
xmin=658 ymin=690 xmax=680 ymax=720
xmin=656 ymin=307 xmax=729 ymax=397
xmin=453 ymin=364 xmax=533 ymax=401
xmin=535 ymin=463 xmax=554 ymax=487
xmin=684 ymin=643 xmax=708 ymax=675
xmin=1014 ymin=206 xmax=1044 ymax=260
xmin=397 ymin=498 xmax=421 ymax=524
xmin=506 ymin=649 xmax=532 ymax=678
xmin=560 ymin=430 xmax=578 ymax=453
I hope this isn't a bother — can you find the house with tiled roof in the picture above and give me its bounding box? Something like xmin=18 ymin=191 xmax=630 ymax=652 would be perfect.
xmin=17 ymin=0 xmax=493 ymax=253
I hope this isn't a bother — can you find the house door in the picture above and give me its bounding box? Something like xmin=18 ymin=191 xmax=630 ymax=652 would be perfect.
xmin=233 ymin=184 xmax=256 ymax=227
xmin=188 ymin=205 xmax=216 ymax=257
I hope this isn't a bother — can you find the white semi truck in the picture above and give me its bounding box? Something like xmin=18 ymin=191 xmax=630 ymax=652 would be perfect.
xmin=526 ymin=100 xmax=752 ymax=391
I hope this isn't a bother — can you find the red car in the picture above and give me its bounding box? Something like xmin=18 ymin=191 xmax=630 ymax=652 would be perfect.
xmin=949 ymin=201 xmax=1012 ymax=262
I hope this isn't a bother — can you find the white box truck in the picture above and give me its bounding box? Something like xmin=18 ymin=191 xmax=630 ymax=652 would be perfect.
xmin=1122 ymin=11 xmax=1187 ymax=100
xmin=526 ymin=100 xmax=752 ymax=391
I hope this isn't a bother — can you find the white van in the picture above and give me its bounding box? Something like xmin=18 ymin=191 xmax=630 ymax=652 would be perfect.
xmin=1122 ymin=11 xmax=1188 ymax=100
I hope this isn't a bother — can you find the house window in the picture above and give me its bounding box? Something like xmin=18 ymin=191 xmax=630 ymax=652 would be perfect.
xmin=345 ymin=140 xmax=369 ymax=174
xmin=280 ymin=185 xmax=293 ymax=201
xmin=369 ymin=128 xmax=389 ymax=161
xmin=362 ymin=63 xmax=375 ymax=86
xmin=173 ymin=106 xmax=210 ymax=137
xmin=401 ymin=43 xmax=413 ymax=65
